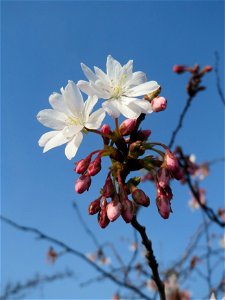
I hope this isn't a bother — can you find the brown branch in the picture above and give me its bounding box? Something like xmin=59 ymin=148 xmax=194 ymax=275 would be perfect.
xmin=214 ymin=52 xmax=225 ymax=106
xmin=178 ymin=148 xmax=225 ymax=227
xmin=168 ymin=96 xmax=193 ymax=149
xmin=73 ymin=202 xmax=100 ymax=248
xmin=0 ymin=215 xmax=152 ymax=300
xmin=131 ymin=216 xmax=166 ymax=300
xmin=0 ymin=270 xmax=73 ymax=300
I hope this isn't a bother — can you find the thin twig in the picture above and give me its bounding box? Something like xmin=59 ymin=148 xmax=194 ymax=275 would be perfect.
xmin=202 ymin=211 xmax=213 ymax=293
xmin=178 ymin=148 xmax=225 ymax=227
xmin=214 ymin=51 xmax=225 ymax=106
xmin=73 ymin=202 xmax=100 ymax=248
xmin=0 ymin=270 xmax=74 ymax=300
xmin=0 ymin=215 xmax=152 ymax=300
xmin=168 ymin=96 xmax=193 ymax=149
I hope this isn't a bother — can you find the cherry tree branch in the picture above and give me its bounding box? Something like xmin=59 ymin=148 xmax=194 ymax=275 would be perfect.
xmin=178 ymin=148 xmax=225 ymax=227
xmin=0 ymin=270 xmax=74 ymax=300
xmin=168 ymin=96 xmax=193 ymax=149
xmin=214 ymin=51 xmax=225 ymax=106
xmin=0 ymin=215 xmax=153 ymax=300
xmin=131 ymin=216 xmax=166 ymax=300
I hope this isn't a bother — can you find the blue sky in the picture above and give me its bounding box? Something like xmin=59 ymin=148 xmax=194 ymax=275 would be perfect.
xmin=1 ymin=1 xmax=224 ymax=299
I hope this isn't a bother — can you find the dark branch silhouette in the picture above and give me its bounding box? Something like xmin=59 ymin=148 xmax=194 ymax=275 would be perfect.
xmin=214 ymin=52 xmax=225 ymax=106
xmin=0 ymin=270 xmax=74 ymax=300
xmin=0 ymin=215 xmax=153 ymax=300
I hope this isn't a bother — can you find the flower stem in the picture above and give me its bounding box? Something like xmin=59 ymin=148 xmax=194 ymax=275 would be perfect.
xmin=115 ymin=118 xmax=120 ymax=136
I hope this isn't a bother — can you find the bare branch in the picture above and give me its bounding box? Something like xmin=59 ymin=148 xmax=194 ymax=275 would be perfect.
xmin=214 ymin=51 xmax=225 ymax=106
xmin=177 ymin=148 xmax=225 ymax=227
xmin=0 ymin=215 xmax=153 ymax=300
xmin=0 ymin=270 xmax=73 ymax=300
xmin=131 ymin=216 xmax=166 ymax=300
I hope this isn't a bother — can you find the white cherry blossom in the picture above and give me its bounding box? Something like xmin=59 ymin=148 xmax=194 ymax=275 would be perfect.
xmin=77 ymin=55 xmax=160 ymax=119
xmin=37 ymin=81 xmax=105 ymax=160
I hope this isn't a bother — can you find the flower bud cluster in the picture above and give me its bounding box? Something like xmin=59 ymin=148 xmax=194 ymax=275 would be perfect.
xmin=173 ymin=63 xmax=213 ymax=97
xmin=74 ymin=152 xmax=103 ymax=194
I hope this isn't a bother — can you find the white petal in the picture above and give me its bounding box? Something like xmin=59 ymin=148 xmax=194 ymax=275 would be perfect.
xmin=94 ymin=80 xmax=112 ymax=99
xmin=106 ymin=55 xmax=122 ymax=82
xmin=63 ymin=81 xmax=84 ymax=116
xmin=84 ymin=95 xmax=98 ymax=120
xmin=102 ymin=100 xmax=121 ymax=118
xmin=94 ymin=66 xmax=111 ymax=85
xmin=43 ymin=131 xmax=69 ymax=153
xmin=125 ymin=71 xmax=147 ymax=88
xmin=126 ymin=81 xmax=160 ymax=97
xmin=117 ymin=100 xmax=141 ymax=119
xmin=85 ymin=108 xmax=106 ymax=129
xmin=37 ymin=109 xmax=67 ymax=130
xmin=77 ymin=80 xmax=96 ymax=96
xmin=131 ymin=99 xmax=153 ymax=114
xmin=65 ymin=132 xmax=83 ymax=160
xmin=49 ymin=93 xmax=70 ymax=114
xmin=122 ymin=60 xmax=133 ymax=76
xmin=81 ymin=63 xmax=97 ymax=82
xmin=62 ymin=124 xmax=83 ymax=138
xmin=38 ymin=130 xmax=60 ymax=147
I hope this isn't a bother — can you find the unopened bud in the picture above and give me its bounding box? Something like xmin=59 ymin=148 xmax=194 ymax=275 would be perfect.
xmin=144 ymin=86 xmax=161 ymax=101
xmin=75 ymin=155 xmax=91 ymax=174
xmin=203 ymin=65 xmax=213 ymax=73
xmin=103 ymin=174 xmax=115 ymax=197
xmin=129 ymin=141 xmax=145 ymax=158
xmin=172 ymin=166 xmax=185 ymax=181
xmin=137 ymin=130 xmax=151 ymax=141
xmin=98 ymin=198 xmax=110 ymax=229
xmin=151 ymin=96 xmax=167 ymax=112
xmin=157 ymin=167 xmax=170 ymax=188
xmin=75 ymin=174 xmax=91 ymax=194
xmin=157 ymin=184 xmax=173 ymax=201
xmin=107 ymin=200 xmax=122 ymax=222
xmin=165 ymin=150 xmax=178 ymax=172
xmin=121 ymin=199 xmax=134 ymax=223
xmin=101 ymin=124 xmax=112 ymax=145
xmin=88 ymin=156 xmax=102 ymax=176
xmin=131 ymin=187 xmax=150 ymax=207
xmin=173 ymin=65 xmax=187 ymax=74
xmin=156 ymin=197 xmax=171 ymax=219
xmin=119 ymin=119 xmax=137 ymax=136
xmin=88 ymin=198 xmax=101 ymax=215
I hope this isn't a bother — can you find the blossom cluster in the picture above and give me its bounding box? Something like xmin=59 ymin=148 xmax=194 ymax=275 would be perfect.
xmin=37 ymin=55 xmax=181 ymax=228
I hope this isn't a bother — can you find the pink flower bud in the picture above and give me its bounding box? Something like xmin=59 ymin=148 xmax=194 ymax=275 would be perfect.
xmin=103 ymin=174 xmax=115 ymax=198
xmin=173 ymin=65 xmax=187 ymax=74
xmin=88 ymin=156 xmax=102 ymax=176
xmin=156 ymin=197 xmax=171 ymax=219
xmin=157 ymin=167 xmax=170 ymax=188
xmin=203 ymin=65 xmax=213 ymax=73
xmin=165 ymin=150 xmax=178 ymax=172
xmin=172 ymin=166 xmax=185 ymax=181
xmin=129 ymin=141 xmax=145 ymax=158
xmin=131 ymin=187 xmax=150 ymax=207
xmin=101 ymin=124 xmax=112 ymax=145
xmin=119 ymin=184 xmax=129 ymax=205
xmin=119 ymin=119 xmax=137 ymax=136
xmin=88 ymin=198 xmax=101 ymax=215
xmin=98 ymin=198 xmax=110 ymax=228
xmin=137 ymin=130 xmax=151 ymax=141
xmin=121 ymin=199 xmax=134 ymax=223
xmin=107 ymin=200 xmax=122 ymax=222
xmin=151 ymin=96 xmax=167 ymax=112
xmin=74 ymin=155 xmax=91 ymax=174
xmin=75 ymin=174 xmax=91 ymax=194
xmin=156 ymin=184 xmax=173 ymax=201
